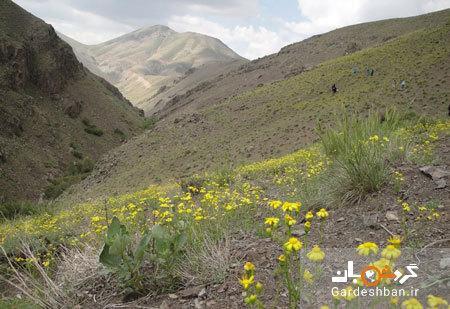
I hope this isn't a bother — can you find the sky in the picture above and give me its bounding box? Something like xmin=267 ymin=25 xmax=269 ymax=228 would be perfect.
xmin=12 ymin=0 xmax=450 ymax=59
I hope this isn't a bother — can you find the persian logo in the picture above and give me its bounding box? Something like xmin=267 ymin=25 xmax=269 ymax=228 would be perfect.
xmin=332 ymin=261 xmax=418 ymax=287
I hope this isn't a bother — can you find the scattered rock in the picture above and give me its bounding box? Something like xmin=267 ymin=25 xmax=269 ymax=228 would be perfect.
xmin=355 ymin=238 xmax=363 ymax=242
xmin=198 ymin=288 xmax=207 ymax=299
xmin=159 ymin=301 xmax=169 ymax=309
xmin=291 ymin=228 xmax=306 ymax=237
xmin=179 ymin=286 xmax=205 ymax=299
xmin=194 ymin=298 xmax=205 ymax=309
xmin=386 ymin=211 xmax=399 ymax=221
xmin=337 ymin=217 xmax=345 ymax=222
xmin=419 ymin=166 xmax=449 ymax=180
xmin=363 ymin=214 xmax=379 ymax=228
xmin=168 ymin=293 xmax=178 ymax=299
xmin=434 ymin=178 xmax=447 ymax=189
xmin=206 ymin=300 xmax=217 ymax=307
xmin=440 ymin=257 xmax=450 ymax=269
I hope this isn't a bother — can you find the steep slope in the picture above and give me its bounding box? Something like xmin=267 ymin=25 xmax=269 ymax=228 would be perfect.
xmin=0 ymin=0 xmax=144 ymax=202
xmin=62 ymin=12 xmax=450 ymax=203
xmin=60 ymin=26 xmax=246 ymax=111
xmin=153 ymin=9 xmax=450 ymax=118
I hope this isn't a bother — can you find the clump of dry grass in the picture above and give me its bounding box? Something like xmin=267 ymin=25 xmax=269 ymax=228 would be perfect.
xmin=0 ymin=243 xmax=121 ymax=308
xmin=175 ymin=235 xmax=232 ymax=286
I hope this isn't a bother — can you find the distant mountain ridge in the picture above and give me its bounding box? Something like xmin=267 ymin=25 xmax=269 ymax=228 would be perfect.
xmin=59 ymin=26 xmax=246 ymax=112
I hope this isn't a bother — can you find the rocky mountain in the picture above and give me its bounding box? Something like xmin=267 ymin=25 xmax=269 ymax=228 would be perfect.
xmin=61 ymin=9 xmax=450 ymax=203
xmin=60 ymin=26 xmax=246 ymax=113
xmin=0 ymin=0 xmax=145 ymax=202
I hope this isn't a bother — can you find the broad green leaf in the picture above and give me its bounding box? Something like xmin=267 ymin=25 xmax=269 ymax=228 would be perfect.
xmin=99 ymin=243 xmax=121 ymax=267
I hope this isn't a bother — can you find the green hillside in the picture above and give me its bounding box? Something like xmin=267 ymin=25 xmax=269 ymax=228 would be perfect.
xmin=0 ymin=0 xmax=145 ymax=202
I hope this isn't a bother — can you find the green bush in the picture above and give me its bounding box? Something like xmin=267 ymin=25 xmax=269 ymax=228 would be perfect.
xmin=44 ymin=175 xmax=82 ymax=199
xmin=45 ymin=158 xmax=94 ymax=199
xmin=114 ymin=128 xmax=127 ymax=141
xmin=318 ymin=110 xmax=406 ymax=204
xmin=82 ymin=118 xmax=104 ymax=136
xmin=0 ymin=201 xmax=44 ymax=220
xmin=141 ymin=116 xmax=158 ymax=130
xmin=99 ymin=217 xmax=187 ymax=293
xmin=84 ymin=126 xmax=104 ymax=136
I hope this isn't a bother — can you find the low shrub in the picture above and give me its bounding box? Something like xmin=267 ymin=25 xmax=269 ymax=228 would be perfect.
xmin=318 ymin=110 xmax=407 ymax=204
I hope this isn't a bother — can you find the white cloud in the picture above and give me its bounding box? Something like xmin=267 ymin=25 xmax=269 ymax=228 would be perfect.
xmin=12 ymin=0 xmax=450 ymax=57
xmin=14 ymin=0 xmax=133 ymax=44
xmin=168 ymin=15 xmax=286 ymax=59
xmin=286 ymin=0 xmax=450 ymax=40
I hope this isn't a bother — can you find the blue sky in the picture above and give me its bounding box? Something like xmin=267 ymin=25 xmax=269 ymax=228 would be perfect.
xmin=13 ymin=0 xmax=450 ymax=59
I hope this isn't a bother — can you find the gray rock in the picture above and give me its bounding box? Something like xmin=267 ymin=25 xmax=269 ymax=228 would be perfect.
xmin=440 ymin=257 xmax=450 ymax=269
xmin=363 ymin=214 xmax=379 ymax=228
xmin=179 ymin=286 xmax=205 ymax=299
xmin=420 ymin=166 xmax=450 ymax=180
xmin=198 ymin=288 xmax=207 ymax=299
xmin=292 ymin=228 xmax=306 ymax=237
xmin=386 ymin=211 xmax=399 ymax=221
xmin=435 ymin=178 xmax=447 ymax=189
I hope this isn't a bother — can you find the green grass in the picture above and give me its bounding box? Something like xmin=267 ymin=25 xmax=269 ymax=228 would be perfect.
xmin=44 ymin=158 xmax=94 ymax=199
xmin=0 ymin=201 xmax=51 ymax=221
xmin=82 ymin=118 xmax=104 ymax=136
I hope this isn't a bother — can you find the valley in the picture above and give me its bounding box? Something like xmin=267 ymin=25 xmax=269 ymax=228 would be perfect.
xmin=0 ymin=2 xmax=449 ymax=308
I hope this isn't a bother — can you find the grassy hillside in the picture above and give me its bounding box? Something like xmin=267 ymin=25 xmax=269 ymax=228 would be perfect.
xmin=1 ymin=113 xmax=448 ymax=307
xmin=62 ymin=19 xmax=450 ymax=204
xmin=153 ymin=9 xmax=450 ymax=118
xmin=0 ymin=0 xmax=145 ymax=202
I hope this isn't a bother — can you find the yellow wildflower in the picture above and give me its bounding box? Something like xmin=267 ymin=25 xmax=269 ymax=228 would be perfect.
xmin=264 ymin=217 xmax=279 ymax=227
xmin=369 ymin=135 xmax=379 ymax=142
xmin=284 ymin=214 xmax=296 ymax=226
xmin=316 ymin=208 xmax=329 ymax=219
xmin=307 ymin=245 xmax=325 ymax=262
xmin=401 ymin=297 xmax=423 ymax=309
xmin=284 ymin=237 xmax=303 ymax=252
xmin=373 ymin=258 xmax=392 ymax=270
xmin=390 ymin=297 xmax=399 ymax=305
xmin=402 ymin=202 xmax=411 ymax=212
xmin=244 ymin=294 xmax=257 ymax=304
xmin=282 ymin=201 xmax=301 ymax=212
xmin=244 ymin=262 xmax=255 ymax=272
xmin=305 ymin=211 xmax=314 ymax=220
xmin=343 ymin=286 xmax=356 ymax=301
xmin=255 ymin=282 xmax=263 ymax=293
xmin=269 ymin=200 xmax=282 ymax=209
xmin=388 ymin=235 xmax=402 ymax=248
xmin=427 ymin=295 xmax=448 ymax=308
xmin=303 ymin=269 xmax=314 ymax=283
xmin=304 ymin=221 xmax=311 ymax=232
xmin=278 ymin=254 xmax=286 ymax=262
xmin=91 ymin=216 xmax=102 ymax=223
xmin=239 ymin=275 xmax=254 ymax=290
xmin=381 ymin=245 xmax=401 ymax=260
xmin=357 ymin=242 xmax=378 ymax=256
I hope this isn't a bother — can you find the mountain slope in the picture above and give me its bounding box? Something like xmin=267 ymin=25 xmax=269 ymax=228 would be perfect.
xmin=61 ymin=10 xmax=450 ymax=203
xmin=153 ymin=9 xmax=450 ymax=118
xmin=60 ymin=26 xmax=246 ymax=112
xmin=0 ymin=0 xmax=144 ymax=202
